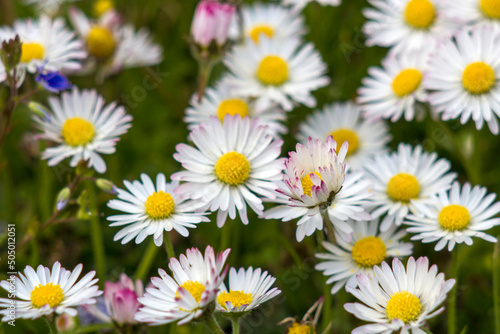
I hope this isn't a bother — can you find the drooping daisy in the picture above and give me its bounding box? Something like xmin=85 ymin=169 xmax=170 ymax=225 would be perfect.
xmin=363 ymin=0 xmax=458 ymax=55
xmin=33 ymin=88 xmax=132 ymax=173
xmin=281 ymin=0 xmax=341 ymax=11
xmin=445 ymin=0 xmax=500 ymax=30
xmin=315 ymin=219 xmax=413 ymax=294
xmin=217 ymin=267 xmax=281 ymax=313
xmin=23 ymin=0 xmax=80 ymax=16
xmin=345 ymin=257 xmax=455 ymax=334
xmin=405 ymin=181 xmax=500 ymax=251
xmin=184 ymin=84 xmax=288 ymax=137
xmin=296 ymin=102 xmax=391 ymax=169
xmin=424 ymin=26 xmax=500 ymax=134
xmin=221 ymin=36 xmax=330 ymax=111
xmin=135 ymin=246 xmax=230 ymax=326
xmin=172 ymin=115 xmax=284 ymax=227
xmin=107 ymin=173 xmax=209 ymax=246
xmin=0 ymin=262 xmax=102 ymax=320
xmin=363 ymin=143 xmax=456 ymax=231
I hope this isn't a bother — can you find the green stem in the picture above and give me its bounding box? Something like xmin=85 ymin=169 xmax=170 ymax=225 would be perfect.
xmin=448 ymin=248 xmax=460 ymax=334
xmin=87 ymin=181 xmax=106 ymax=286
xmin=196 ymin=58 xmax=215 ymax=102
xmin=203 ymin=311 xmax=224 ymax=334
xmin=231 ymin=317 xmax=240 ymax=334
xmin=320 ymin=209 xmax=335 ymax=243
xmin=164 ymin=232 xmax=176 ymax=260
xmin=322 ymin=282 xmax=332 ymax=332
xmin=134 ymin=239 xmax=160 ymax=281
xmin=494 ymin=236 xmax=500 ymax=334
xmin=44 ymin=316 xmax=59 ymax=334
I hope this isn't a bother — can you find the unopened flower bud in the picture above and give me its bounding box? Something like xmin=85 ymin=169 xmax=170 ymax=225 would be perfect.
xmin=190 ymin=0 xmax=236 ymax=48
xmin=56 ymin=187 xmax=71 ymax=211
xmin=28 ymin=101 xmax=51 ymax=122
xmin=96 ymin=178 xmax=118 ymax=195
xmin=0 ymin=36 xmax=22 ymax=72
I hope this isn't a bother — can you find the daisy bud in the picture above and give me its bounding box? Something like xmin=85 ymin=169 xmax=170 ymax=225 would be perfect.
xmin=56 ymin=313 xmax=76 ymax=332
xmin=191 ymin=0 xmax=236 ymax=48
xmin=28 ymin=101 xmax=51 ymax=122
xmin=96 ymin=178 xmax=117 ymax=195
xmin=56 ymin=187 xmax=71 ymax=211
xmin=104 ymin=274 xmax=143 ymax=325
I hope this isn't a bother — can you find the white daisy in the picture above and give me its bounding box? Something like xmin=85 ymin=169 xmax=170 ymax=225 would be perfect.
xmin=405 ymin=181 xmax=500 ymax=251
xmin=33 ymin=88 xmax=132 ymax=173
xmin=424 ymin=26 xmax=500 ymax=134
xmin=296 ymin=101 xmax=391 ymax=169
xmin=216 ymin=267 xmax=281 ymax=313
xmin=444 ymin=0 xmax=500 ymax=30
xmin=363 ymin=0 xmax=458 ymax=55
xmin=315 ymin=219 xmax=413 ymax=294
xmin=184 ymin=84 xmax=288 ymax=137
xmin=107 ymin=173 xmax=209 ymax=246
xmin=0 ymin=262 xmax=102 ymax=320
xmin=221 ymin=36 xmax=330 ymax=111
xmin=135 ymin=246 xmax=230 ymax=326
xmin=172 ymin=115 xmax=284 ymax=227
xmin=345 ymin=257 xmax=455 ymax=334
xmin=363 ymin=143 xmax=456 ymax=231
xmin=281 ymin=0 xmax=341 ymax=11
xmin=357 ymin=51 xmax=430 ymax=122
xmin=23 ymin=0 xmax=80 ymax=16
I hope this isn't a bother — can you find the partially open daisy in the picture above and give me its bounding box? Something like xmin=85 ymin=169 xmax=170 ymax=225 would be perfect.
xmin=173 ymin=115 xmax=284 ymax=227
xmin=135 ymin=246 xmax=230 ymax=326
xmin=363 ymin=0 xmax=458 ymax=54
xmin=345 ymin=257 xmax=455 ymax=333
xmin=107 ymin=173 xmax=209 ymax=246
xmin=315 ymin=219 xmax=413 ymax=294
xmin=281 ymin=0 xmax=341 ymax=11
xmin=424 ymin=26 xmax=500 ymax=134
xmin=33 ymin=88 xmax=132 ymax=173
xmin=405 ymin=181 xmax=500 ymax=251
xmin=217 ymin=267 xmax=281 ymax=313
xmin=0 ymin=262 xmax=102 ymax=321
xmin=184 ymin=84 xmax=287 ymax=137
xmin=445 ymin=0 xmax=500 ymax=29
xmin=364 ymin=143 xmax=456 ymax=231
xmin=221 ymin=36 xmax=329 ymax=111
xmin=297 ymin=102 xmax=391 ymax=169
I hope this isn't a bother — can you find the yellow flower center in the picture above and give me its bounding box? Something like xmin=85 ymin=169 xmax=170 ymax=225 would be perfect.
xmin=392 ymin=69 xmax=423 ymax=97
xmin=175 ymin=280 xmax=205 ymax=304
xmin=217 ymin=99 xmax=250 ymax=121
xmin=351 ymin=236 xmax=387 ymax=267
xmin=215 ymin=152 xmax=251 ymax=186
xmin=386 ymin=291 xmax=422 ymax=324
xmin=330 ymin=128 xmax=359 ymax=156
xmin=250 ymin=25 xmax=275 ymax=43
xmin=144 ymin=191 xmax=175 ymax=219
xmin=87 ymin=26 xmax=116 ymax=59
xmin=301 ymin=171 xmax=322 ymax=197
xmin=404 ymin=0 xmax=436 ymax=29
xmin=62 ymin=117 xmax=96 ymax=147
xmin=30 ymin=283 xmax=65 ymax=308
xmin=438 ymin=204 xmax=471 ymax=231
xmin=256 ymin=55 xmax=289 ymax=86
xmin=20 ymin=43 xmax=45 ymax=63
xmin=462 ymin=62 xmax=496 ymax=94
xmin=480 ymin=0 xmax=500 ymax=18
xmin=93 ymin=0 xmax=114 ymax=17
xmin=287 ymin=323 xmax=313 ymax=334
xmin=217 ymin=290 xmax=253 ymax=309
xmin=387 ymin=173 xmax=420 ymax=202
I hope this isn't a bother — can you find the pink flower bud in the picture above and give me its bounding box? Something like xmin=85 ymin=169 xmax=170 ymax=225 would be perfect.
xmin=191 ymin=0 xmax=236 ymax=47
xmin=104 ymin=273 xmax=143 ymax=325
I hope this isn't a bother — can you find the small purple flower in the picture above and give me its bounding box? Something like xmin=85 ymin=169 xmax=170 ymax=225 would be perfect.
xmin=36 ymin=71 xmax=72 ymax=93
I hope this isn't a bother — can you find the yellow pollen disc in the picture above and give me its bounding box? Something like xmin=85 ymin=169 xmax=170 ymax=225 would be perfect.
xmin=404 ymin=0 xmax=436 ymax=29
xmin=175 ymin=280 xmax=205 ymax=304
xmin=87 ymin=26 xmax=116 ymax=59
xmin=144 ymin=191 xmax=175 ymax=219
xmin=93 ymin=0 xmax=114 ymax=17
xmin=387 ymin=173 xmax=420 ymax=202
xmin=30 ymin=283 xmax=65 ymax=308
xmin=462 ymin=62 xmax=496 ymax=94
xmin=392 ymin=69 xmax=423 ymax=97
xmin=217 ymin=99 xmax=249 ymax=121
xmin=351 ymin=236 xmax=387 ymax=267
xmin=20 ymin=43 xmax=45 ymax=63
xmin=217 ymin=290 xmax=253 ymax=309
xmin=386 ymin=291 xmax=422 ymax=324
xmin=301 ymin=171 xmax=322 ymax=197
xmin=250 ymin=25 xmax=275 ymax=43
xmin=256 ymin=55 xmax=289 ymax=86
xmin=480 ymin=0 xmax=500 ymax=18
xmin=287 ymin=323 xmax=313 ymax=334
xmin=438 ymin=204 xmax=471 ymax=231
xmin=62 ymin=117 xmax=96 ymax=147
xmin=215 ymin=152 xmax=250 ymax=186
xmin=330 ymin=128 xmax=360 ymax=156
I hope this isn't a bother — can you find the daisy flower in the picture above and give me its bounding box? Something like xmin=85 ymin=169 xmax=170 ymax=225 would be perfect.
xmin=445 ymin=0 xmax=500 ymax=30
xmin=363 ymin=0 xmax=458 ymax=55
xmin=0 ymin=262 xmax=102 ymax=320
xmin=315 ymin=219 xmax=413 ymax=294
xmin=172 ymin=115 xmax=284 ymax=227
xmin=424 ymin=26 xmax=500 ymax=134
xmin=33 ymin=88 xmax=132 ymax=173
xmin=363 ymin=143 xmax=456 ymax=231
xmin=107 ymin=173 xmax=209 ymax=246
xmin=281 ymin=0 xmax=341 ymax=11
xmin=296 ymin=102 xmax=391 ymax=169
xmin=357 ymin=51 xmax=430 ymax=122
xmin=345 ymin=257 xmax=455 ymax=334
xmin=405 ymin=181 xmax=500 ymax=251
xmin=216 ymin=267 xmax=281 ymax=313
xmin=135 ymin=246 xmax=230 ymax=326
xmin=184 ymin=84 xmax=288 ymax=137
xmin=221 ymin=36 xmax=329 ymax=111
